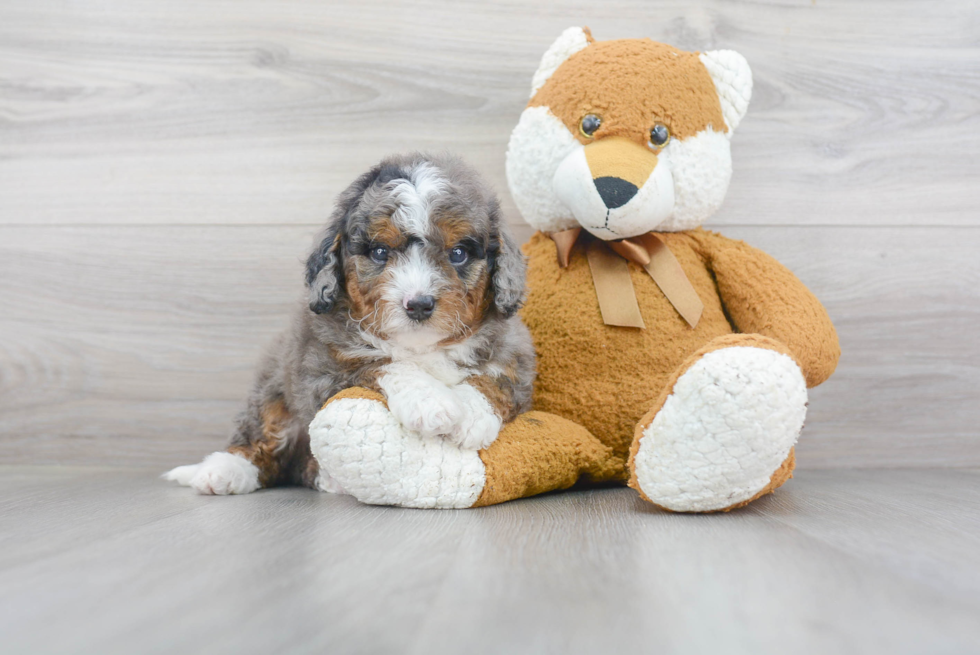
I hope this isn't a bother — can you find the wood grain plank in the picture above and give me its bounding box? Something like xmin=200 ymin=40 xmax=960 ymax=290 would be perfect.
xmin=1 ymin=468 xmax=979 ymax=654
xmin=1 ymin=0 xmax=977 ymax=227
xmin=1 ymin=224 xmax=977 ymax=467
xmin=723 ymin=225 xmax=980 ymax=468
xmin=0 ymin=466 xmax=470 ymax=655
xmin=757 ymin=468 xmax=980 ymax=605
xmin=410 ymin=472 xmax=980 ymax=654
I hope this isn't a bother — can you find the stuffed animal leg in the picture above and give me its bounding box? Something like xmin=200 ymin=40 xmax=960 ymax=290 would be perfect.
xmin=628 ymin=233 xmax=839 ymax=512
xmin=627 ymin=334 xmax=805 ymax=513
xmin=309 ymin=388 xmax=623 ymax=509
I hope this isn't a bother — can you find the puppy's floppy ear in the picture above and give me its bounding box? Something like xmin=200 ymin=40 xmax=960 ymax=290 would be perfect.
xmin=306 ymin=165 xmax=383 ymax=314
xmin=306 ymin=224 xmax=343 ymax=314
xmin=489 ymin=202 xmax=527 ymax=317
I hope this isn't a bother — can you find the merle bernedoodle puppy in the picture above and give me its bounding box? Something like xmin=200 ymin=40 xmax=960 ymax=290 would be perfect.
xmin=165 ymin=154 xmax=535 ymax=494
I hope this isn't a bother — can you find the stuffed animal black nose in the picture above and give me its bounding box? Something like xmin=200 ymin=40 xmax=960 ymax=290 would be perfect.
xmin=593 ymin=176 xmax=638 ymax=209
xmin=405 ymin=295 xmax=436 ymax=322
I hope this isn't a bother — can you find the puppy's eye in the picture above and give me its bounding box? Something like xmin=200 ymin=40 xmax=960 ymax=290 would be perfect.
xmin=369 ymin=246 xmax=389 ymax=264
xmin=449 ymin=246 xmax=468 ymax=265
xmin=579 ymin=114 xmax=601 ymax=138
xmin=649 ymin=122 xmax=670 ymax=149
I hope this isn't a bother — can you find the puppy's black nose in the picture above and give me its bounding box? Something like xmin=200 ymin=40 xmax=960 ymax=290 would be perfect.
xmin=593 ymin=176 xmax=638 ymax=209
xmin=405 ymin=295 xmax=436 ymax=322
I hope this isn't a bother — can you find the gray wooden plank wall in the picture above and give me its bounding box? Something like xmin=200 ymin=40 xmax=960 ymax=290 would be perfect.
xmin=1 ymin=0 xmax=978 ymax=468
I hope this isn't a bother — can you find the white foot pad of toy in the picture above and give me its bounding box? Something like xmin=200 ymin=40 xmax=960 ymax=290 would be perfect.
xmin=162 ymin=451 xmax=261 ymax=495
xmin=632 ymin=346 xmax=807 ymax=512
xmin=308 ymin=396 xmax=486 ymax=509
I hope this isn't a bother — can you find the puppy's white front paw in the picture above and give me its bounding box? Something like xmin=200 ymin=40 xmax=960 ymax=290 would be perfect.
xmin=162 ymin=451 xmax=261 ymax=495
xmin=384 ymin=380 xmax=462 ymax=438
xmin=448 ymin=384 xmax=502 ymax=450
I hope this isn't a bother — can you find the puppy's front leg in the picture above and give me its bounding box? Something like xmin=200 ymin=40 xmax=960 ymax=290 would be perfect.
xmin=447 ymin=382 xmax=503 ymax=450
xmin=378 ymin=366 xmax=519 ymax=451
xmin=378 ymin=362 xmax=462 ymax=439
xmin=446 ymin=372 xmax=531 ymax=450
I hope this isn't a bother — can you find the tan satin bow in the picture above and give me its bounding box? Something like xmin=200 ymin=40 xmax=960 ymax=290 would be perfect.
xmin=550 ymin=227 xmax=703 ymax=329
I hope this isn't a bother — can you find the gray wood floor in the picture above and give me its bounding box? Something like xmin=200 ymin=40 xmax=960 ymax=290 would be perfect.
xmin=1 ymin=467 xmax=979 ymax=655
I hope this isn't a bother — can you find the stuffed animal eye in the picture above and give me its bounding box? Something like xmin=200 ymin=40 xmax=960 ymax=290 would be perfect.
xmin=579 ymin=114 xmax=602 ymax=138
xmin=649 ymin=123 xmax=670 ymax=148
xmin=369 ymin=245 xmax=389 ymax=263
xmin=449 ymin=246 xmax=468 ymax=265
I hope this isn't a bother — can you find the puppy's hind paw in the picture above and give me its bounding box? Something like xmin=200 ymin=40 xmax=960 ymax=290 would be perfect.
xmin=162 ymin=463 xmax=200 ymax=487
xmin=162 ymin=451 xmax=261 ymax=495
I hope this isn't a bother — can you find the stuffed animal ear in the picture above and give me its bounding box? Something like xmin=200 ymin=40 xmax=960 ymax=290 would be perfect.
xmin=529 ymin=26 xmax=594 ymax=97
xmin=699 ymin=50 xmax=753 ymax=134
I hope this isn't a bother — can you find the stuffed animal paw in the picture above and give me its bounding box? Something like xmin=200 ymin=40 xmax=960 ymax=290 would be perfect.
xmin=309 ymin=388 xmax=488 ymax=508
xmin=628 ymin=338 xmax=807 ymax=512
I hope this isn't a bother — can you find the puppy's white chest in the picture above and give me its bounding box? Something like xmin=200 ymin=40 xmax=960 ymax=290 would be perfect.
xmin=388 ymin=350 xmax=468 ymax=386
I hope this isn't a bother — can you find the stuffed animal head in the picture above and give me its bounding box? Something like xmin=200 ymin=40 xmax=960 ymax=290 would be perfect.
xmin=506 ymin=27 xmax=752 ymax=240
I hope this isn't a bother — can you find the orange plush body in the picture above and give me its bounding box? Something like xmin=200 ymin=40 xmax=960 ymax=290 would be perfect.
xmin=501 ymin=27 xmax=839 ymax=511
xmin=521 ymin=229 xmax=838 ymax=509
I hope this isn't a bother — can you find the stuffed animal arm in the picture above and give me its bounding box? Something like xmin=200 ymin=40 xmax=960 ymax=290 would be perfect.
xmin=309 ymin=387 xmax=622 ymax=509
xmin=695 ymin=230 xmax=839 ymax=387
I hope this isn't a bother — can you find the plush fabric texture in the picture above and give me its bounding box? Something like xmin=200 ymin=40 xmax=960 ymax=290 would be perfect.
xmin=309 ymin=388 xmax=622 ymax=509
xmin=699 ymin=232 xmax=840 ymax=387
xmin=522 ymin=229 xmax=839 ymax=464
xmin=530 ymin=38 xmax=728 ymax=144
xmin=473 ymin=411 xmax=623 ymax=507
xmin=698 ymin=50 xmax=753 ymax=132
xmin=663 ymin=128 xmax=733 ymax=231
xmin=309 ymin=388 xmax=488 ymax=509
xmin=529 ymin=26 xmax=593 ymax=97
xmin=627 ymin=335 xmax=807 ymax=512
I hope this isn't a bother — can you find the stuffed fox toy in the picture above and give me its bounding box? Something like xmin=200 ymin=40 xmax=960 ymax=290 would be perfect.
xmin=309 ymin=27 xmax=840 ymax=512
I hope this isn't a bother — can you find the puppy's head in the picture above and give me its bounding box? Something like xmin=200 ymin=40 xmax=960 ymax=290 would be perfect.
xmin=306 ymin=154 xmax=525 ymax=348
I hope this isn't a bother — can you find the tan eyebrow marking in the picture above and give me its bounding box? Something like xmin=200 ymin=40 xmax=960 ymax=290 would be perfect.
xmin=366 ymin=214 xmax=407 ymax=248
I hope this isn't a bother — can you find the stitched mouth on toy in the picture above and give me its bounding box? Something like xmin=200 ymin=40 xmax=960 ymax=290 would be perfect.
xmin=553 ymin=148 xmax=675 ymax=241
xmin=584 ymin=208 xmax=622 ymax=236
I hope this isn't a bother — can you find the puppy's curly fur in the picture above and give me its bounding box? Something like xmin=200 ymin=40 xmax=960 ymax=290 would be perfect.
xmin=165 ymin=154 xmax=535 ymax=494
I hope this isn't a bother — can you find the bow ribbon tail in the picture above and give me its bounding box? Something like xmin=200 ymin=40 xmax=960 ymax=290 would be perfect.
xmin=585 ymin=241 xmax=646 ymax=328
xmin=551 ymin=227 xmax=581 ymax=268
xmin=548 ymin=229 xmax=702 ymax=330
xmin=629 ymin=234 xmax=704 ymax=329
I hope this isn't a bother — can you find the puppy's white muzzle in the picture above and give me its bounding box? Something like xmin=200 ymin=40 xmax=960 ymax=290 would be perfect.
xmin=552 ymin=137 xmax=675 ymax=240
